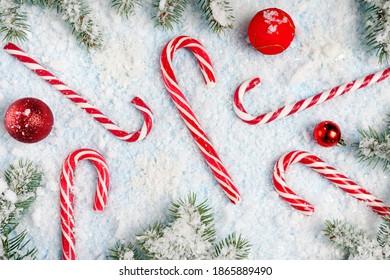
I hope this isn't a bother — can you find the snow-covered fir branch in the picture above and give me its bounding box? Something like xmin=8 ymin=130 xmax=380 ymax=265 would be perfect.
xmin=111 ymin=0 xmax=141 ymax=18
xmin=352 ymin=119 xmax=390 ymax=171
xmin=56 ymin=0 xmax=102 ymax=49
xmin=152 ymin=0 xmax=188 ymax=30
xmin=0 ymin=160 xmax=42 ymax=260
xmin=0 ymin=0 xmax=29 ymax=42
xmin=109 ymin=193 xmax=251 ymax=260
xmin=324 ymin=219 xmax=390 ymax=260
xmin=198 ymin=0 xmax=235 ymax=32
xmin=360 ymin=0 xmax=390 ymax=63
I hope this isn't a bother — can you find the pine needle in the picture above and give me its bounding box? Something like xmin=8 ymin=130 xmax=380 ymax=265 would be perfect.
xmin=352 ymin=125 xmax=390 ymax=171
xmin=152 ymin=0 xmax=188 ymax=30
xmin=359 ymin=0 xmax=390 ymax=64
xmin=323 ymin=219 xmax=390 ymax=259
xmin=55 ymin=0 xmax=103 ymax=49
xmin=214 ymin=233 xmax=251 ymax=260
xmin=0 ymin=1 xmax=29 ymax=43
xmin=1 ymin=159 xmax=42 ymax=260
xmin=197 ymin=0 xmax=235 ymax=33
xmin=111 ymin=0 xmax=142 ymax=19
xmin=109 ymin=193 xmax=250 ymax=260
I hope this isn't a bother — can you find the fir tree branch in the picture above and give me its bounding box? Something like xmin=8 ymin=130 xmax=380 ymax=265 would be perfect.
xmin=136 ymin=222 xmax=164 ymax=259
xmin=352 ymin=126 xmax=390 ymax=171
xmin=197 ymin=0 xmax=234 ymax=33
xmin=214 ymin=233 xmax=251 ymax=260
xmin=323 ymin=220 xmax=386 ymax=259
xmin=0 ymin=0 xmax=29 ymax=42
xmin=324 ymin=220 xmax=365 ymax=259
xmin=1 ymin=160 xmax=42 ymax=230
xmin=55 ymin=0 xmax=103 ymax=49
xmin=152 ymin=0 xmax=188 ymax=30
xmin=111 ymin=0 xmax=141 ymax=19
xmin=359 ymin=0 xmax=390 ymax=64
xmin=169 ymin=192 xmax=215 ymax=243
xmin=377 ymin=218 xmax=390 ymax=248
xmin=16 ymin=0 xmax=54 ymax=6
xmin=0 ymin=225 xmax=37 ymax=260
xmin=107 ymin=241 xmax=140 ymax=260
xmin=110 ymin=193 xmax=250 ymax=260
xmin=0 ymin=160 xmax=41 ymax=260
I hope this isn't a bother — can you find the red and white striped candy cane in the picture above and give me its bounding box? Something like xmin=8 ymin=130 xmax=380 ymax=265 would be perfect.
xmin=273 ymin=150 xmax=390 ymax=217
xmin=160 ymin=36 xmax=240 ymax=204
xmin=234 ymin=69 xmax=390 ymax=125
xmin=3 ymin=43 xmax=153 ymax=142
xmin=60 ymin=148 xmax=110 ymax=260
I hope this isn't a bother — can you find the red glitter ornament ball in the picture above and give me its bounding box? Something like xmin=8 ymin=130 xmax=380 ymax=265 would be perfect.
xmin=248 ymin=7 xmax=295 ymax=55
xmin=313 ymin=121 xmax=342 ymax=147
xmin=4 ymin=97 xmax=54 ymax=143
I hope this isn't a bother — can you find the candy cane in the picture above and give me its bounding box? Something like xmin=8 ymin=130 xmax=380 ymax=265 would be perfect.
xmin=160 ymin=36 xmax=240 ymax=204
xmin=60 ymin=148 xmax=110 ymax=260
xmin=3 ymin=43 xmax=153 ymax=142
xmin=234 ymin=69 xmax=390 ymax=125
xmin=273 ymin=150 xmax=390 ymax=217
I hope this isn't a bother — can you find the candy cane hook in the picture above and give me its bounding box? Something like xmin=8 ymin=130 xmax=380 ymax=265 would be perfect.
xmin=3 ymin=43 xmax=153 ymax=142
xmin=160 ymin=36 xmax=240 ymax=204
xmin=60 ymin=148 xmax=110 ymax=260
xmin=234 ymin=68 xmax=390 ymax=125
xmin=273 ymin=150 xmax=390 ymax=217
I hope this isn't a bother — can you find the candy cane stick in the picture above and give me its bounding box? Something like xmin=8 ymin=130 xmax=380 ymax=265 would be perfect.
xmin=273 ymin=150 xmax=390 ymax=217
xmin=160 ymin=36 xmax=240 ymax=204
xmin=234 ymin=69 xmax=390 ymax=125
xmin=60 ymin=148 xmax=110 ymax=260
xmin=3 ymin=43 xmax=153 ymax=142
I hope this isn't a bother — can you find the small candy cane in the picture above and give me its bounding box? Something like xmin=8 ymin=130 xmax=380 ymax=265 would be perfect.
xmin=60 ymin=148 xmax=110 ymax=260
xmin=273 ymin=150 xmax=390 ymax=216
xmin=234 ymin=69 xmax=390 ymax=125
xmin=4 ymin=43 xmax=153 ymax=142
xmin=160 ymin=36 xmax=240 ymax=204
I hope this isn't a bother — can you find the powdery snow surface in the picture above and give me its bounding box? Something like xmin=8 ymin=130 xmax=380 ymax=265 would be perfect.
xmin=0 ymin=0 xmax=389 ymax=260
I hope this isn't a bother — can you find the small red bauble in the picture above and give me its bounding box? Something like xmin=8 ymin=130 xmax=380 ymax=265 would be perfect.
xmin=248 ymin=7 xmax=295 ymax=55
xmin=313 ymin=121 xmax=342 ymax=147
xmin=4 ymin=97 xmax=54 ymax=143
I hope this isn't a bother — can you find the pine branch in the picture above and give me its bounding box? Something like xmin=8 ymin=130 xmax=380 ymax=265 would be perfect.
xmin=0 ymin=224 xmax=37 ymax=260
xmin=55 ymin=0 xmax=102 ymax=49
xmin=197 ymin=0 xmax=234 ymax=33
xmin=107 ymin=241 xmax=141 ymax=260
xmin=0 ymin=0 xmax=29 ymax=42
xmin=387 ymin=114 xmax=390 ymax=133
xmin=323 ymin=220 xmax=386 ymax=259
xmin=0 ymin=160 xmax=41 ymax=260
xmin=169 ymin=192 xmax=215 ymax=243
xmin=352 ymin=126 xmax=390 ymax=171
xmin=377 ymin=218 xmax=390 ymax=248
xmin=359 ymin=0 xmax=390 ymax=64
xmin=111 ymin=193 xmax=250 ymax=260
xmin=111 ymin=0 xmax=141 ymax=19
xmin=214 ymin=233 xmax=251 ymax=260
xmin=136 ymin=222 xmax=164 ymax=259
xmin=16 ymin=0 xmax=54 ymax=6
xmin=152 ymin=0 xmax=188 ymax=30
xmin=1 ymin=160 xmax=42 ymax=230
xmin=324 ymin=220 xmax=367 ymax=259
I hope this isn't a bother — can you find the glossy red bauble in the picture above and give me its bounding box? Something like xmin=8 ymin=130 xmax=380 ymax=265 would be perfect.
xmin=313 ymin=121 xmax=342 ymax=147
xmin=248 ymin=7 xmax=295 ymax=55
xmin=4 ymin=97 xmax=54 ymax=143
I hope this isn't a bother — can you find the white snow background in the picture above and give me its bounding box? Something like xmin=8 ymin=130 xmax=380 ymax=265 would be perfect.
xmin=0 ymin=0 xmax=389 ymax=260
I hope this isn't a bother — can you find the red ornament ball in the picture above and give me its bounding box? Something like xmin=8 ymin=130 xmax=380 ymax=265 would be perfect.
xmin=313 ymin=121 xmax=342 ymax=147
xmin=4 ymin=97 xmax=54 ymax=143
xmin=248 ymin=7 xmax=295 ymax=55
